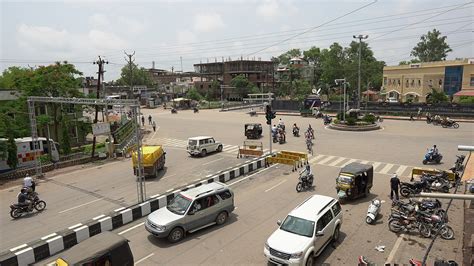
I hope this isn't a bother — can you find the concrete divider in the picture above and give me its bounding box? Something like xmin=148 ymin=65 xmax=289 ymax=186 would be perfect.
xmin=0 ymin=155 xmax=269 ymax=266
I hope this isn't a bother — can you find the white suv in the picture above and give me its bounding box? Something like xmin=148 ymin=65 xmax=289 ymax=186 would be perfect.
xmin=264 ymin=195 xmax=343 ymax=266
xmin=187 ymin=136 xmax=223 ymax=157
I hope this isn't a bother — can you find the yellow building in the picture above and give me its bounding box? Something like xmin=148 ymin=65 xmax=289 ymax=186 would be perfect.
xmin=382 ymin=58 xmax=474 ymax=103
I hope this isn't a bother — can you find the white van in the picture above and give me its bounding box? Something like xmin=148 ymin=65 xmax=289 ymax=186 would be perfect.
xmin=264 ymin=195 xmax=343 ymax=266
xmin=187 ymin=136 xmax=223 ymax=157
xmin=0 ymin=137 xmax=59 ymax=172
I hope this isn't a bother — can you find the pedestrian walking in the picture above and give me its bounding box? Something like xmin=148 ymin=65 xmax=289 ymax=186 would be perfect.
xmin=417 ymin=107 xmax=422 ymax=120
xmin=141 ymin=115 xmax=145 ymax=127
xmin=148 ymin=115 xmax=152 ymax=125
xmin=152 ymin=121 xmax=156 ymax=132
xmin=390 ymin=173 xmax=400 ymax=200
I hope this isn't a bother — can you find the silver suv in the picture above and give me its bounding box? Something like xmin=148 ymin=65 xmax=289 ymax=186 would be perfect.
xmin=145 ymin=182 xmax=234 ymax=242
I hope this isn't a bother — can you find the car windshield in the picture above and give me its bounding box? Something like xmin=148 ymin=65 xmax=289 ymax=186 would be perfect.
xmin=247 ymin=125 xmax=254 ymax=130
xmin=279 ymin=215 xmax=315 ymax=237
xmin=338 ymin=174 xmax=353 ymax=184
xmin=167 ymin=194 xmax=192 ymax=215
xmin=188 ymin=140 xmax=197 ymax=146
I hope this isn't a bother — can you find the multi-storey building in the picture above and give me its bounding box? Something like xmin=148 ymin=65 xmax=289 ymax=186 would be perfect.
xmin=382 ymin=58 xmax=474 ymax=102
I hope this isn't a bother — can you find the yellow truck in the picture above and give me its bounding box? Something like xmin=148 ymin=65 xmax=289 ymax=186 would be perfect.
xmin=132 ymin=146 xmax=166 ymax=178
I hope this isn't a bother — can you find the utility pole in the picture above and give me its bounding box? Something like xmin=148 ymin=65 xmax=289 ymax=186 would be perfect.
xmin=91 ymin=56 xmax=108 ymax=158
xmin=353 ymin=34 xmax=368 ymax=109
xmin=124 ymin=51 xmax=135 ymax=95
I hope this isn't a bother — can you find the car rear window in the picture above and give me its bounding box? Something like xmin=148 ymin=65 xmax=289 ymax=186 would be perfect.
xmin=188 ymin=140 xmax=197 ymax=146
xmin=217 ymin=190 xmax=232 ymax=200
xmin=331 ymin=202 xmax=341 ymax=216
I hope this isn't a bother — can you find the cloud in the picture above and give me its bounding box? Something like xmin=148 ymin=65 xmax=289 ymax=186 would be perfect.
xmin=193 ymin=13 xmax=225 ymax=32
xmin=177 ymin=30 xmax=197 ymax=53
xmin=118 ymin=17 xmax=146 ymax=34
xmin=16 ymin=24 xmax=128 ymax=58
xmin=88 ymin=13 xmax=110 ymax=28
xmin=257 ymin=0 xmax=280 ymax=20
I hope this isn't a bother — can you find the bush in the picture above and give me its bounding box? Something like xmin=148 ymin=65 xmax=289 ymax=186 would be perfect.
xmin=362 ymin=114 xmax=376 ymax=124
xmin=345 ymin=117 xmax=356 ymax=126
xmin=459 ymin=96 xmax=474 ymax=104
xmin=336 ymin=112 xmax=344 ymax=120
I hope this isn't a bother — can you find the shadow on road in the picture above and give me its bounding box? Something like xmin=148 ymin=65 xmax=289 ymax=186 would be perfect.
xmin=146 ymin=213 xmax=239 ymax=248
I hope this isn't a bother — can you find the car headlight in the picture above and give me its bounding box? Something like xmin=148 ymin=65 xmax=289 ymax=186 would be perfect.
xmin=156 ymin=225 xmax=166 ymax=231
xmin=264 ymin=241 xmax=270 ymax=250
xmin=290 ymin=251 xmax=304 ymax=259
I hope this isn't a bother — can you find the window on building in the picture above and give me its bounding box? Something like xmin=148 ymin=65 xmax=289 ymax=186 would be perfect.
xmin=398 ymin=79 xmax=401 ymax=85
xmin=411 ymin=80 xmax=415 ymax=87
xmin=200 ymin=84 xmax=203 ymax=89
xmin=471 ymin=75 xmax=474 ymax=86
xmin=439 ymin=79 xmax=443 ymax=86
xmin=406 ymin=80 xmax=409 ymax=87
xmin=418 ymin=80 xmax=421 ymax=87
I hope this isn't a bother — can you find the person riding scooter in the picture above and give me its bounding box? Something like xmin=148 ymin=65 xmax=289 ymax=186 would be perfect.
xmin=292 ymin=123 xmax=299 ymax=137
xmin=17 ymin=188 xmax=32 ymax=211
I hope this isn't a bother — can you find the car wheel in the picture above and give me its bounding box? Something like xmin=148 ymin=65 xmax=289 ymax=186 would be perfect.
xmin=217 ymin=145 xmax=223 ymax=152
xmin=201 ymin=149 xmax=207 ymax=157
xmin=34 ymin=200 xmax=46 ymax=211
xmin=332 ymin=225 xmax=340 ymax=243
xmin=305 ymin=252 xmax=314 ymax=266
xmin=216 ymin=211 xmax=228 ymax=225
xmin=168 ymin=227 xmax=184 ymax=243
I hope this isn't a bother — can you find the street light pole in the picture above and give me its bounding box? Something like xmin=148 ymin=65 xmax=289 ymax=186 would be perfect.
xmin=353 ymin=34 xmax=368 ymax=109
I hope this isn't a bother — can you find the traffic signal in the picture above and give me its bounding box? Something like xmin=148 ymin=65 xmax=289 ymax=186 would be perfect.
xmin=265 ymin=105 xmax=276 ymax=125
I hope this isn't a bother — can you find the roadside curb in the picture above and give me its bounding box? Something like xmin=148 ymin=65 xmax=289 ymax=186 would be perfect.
xmin=0 ymin=156 xmax=269 ymax=266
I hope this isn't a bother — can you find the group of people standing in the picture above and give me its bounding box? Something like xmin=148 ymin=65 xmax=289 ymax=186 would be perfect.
xmin=141 ymin=115 xmax=157 ymax=132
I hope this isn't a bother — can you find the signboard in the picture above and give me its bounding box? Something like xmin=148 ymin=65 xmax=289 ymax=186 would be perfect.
xmin=92 ymin=122 xmax=111 ymax=136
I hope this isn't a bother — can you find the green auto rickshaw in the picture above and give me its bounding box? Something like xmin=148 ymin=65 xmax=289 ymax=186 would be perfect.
xmin=336 ymin=162 xmax=373 ymax=200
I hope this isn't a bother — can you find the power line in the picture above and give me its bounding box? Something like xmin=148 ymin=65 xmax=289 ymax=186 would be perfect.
xmin=372 ymin=1 xmax=473 ymax=40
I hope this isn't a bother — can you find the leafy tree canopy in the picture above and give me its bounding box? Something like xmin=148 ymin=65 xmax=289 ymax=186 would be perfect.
xmin=411 ymin=29 xmax=452 ymax=62
xmin=116 ymin=63 xmax=153 ymax=87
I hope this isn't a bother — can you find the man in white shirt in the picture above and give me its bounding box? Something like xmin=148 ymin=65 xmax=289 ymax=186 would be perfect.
xmin=23 ymin=175 xmax=35 ymax=193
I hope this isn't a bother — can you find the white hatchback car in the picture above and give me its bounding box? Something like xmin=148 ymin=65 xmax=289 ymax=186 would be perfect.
xmin=264 ymin=195 xmax=343 ymax=266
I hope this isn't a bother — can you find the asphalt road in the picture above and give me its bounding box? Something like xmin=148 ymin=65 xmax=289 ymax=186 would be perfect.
xmin=1 ymin=107 xmax=472 ymax=264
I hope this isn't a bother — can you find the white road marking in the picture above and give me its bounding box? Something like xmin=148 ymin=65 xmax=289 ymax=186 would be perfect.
xmin=372 ymin=162 xmax=382 ymax=171
xmin=135 ymin=253 xmax=154 ymax=265
xmin=395 ymin=165 xmax=408 ymax=176
xmin=341 ymin=158 xmax=357 ymax=167
xmin=380 ymin=163 xmax=394 ymax=174
xmin=386 ymin=234 xmax=405 ymax=264
xmin=58 ymin=198 xmax=102 ymax=214
xmin=309 ymin=154 xmax=325 ymax=163
xmin=228 ymin=165 xmax=276 ymax=187
xmin=160 ymin=174 xmax=176 ymax=180
xmin=317 ymin=155 xmax=336 ymax=165
xmin=265 ymin=180 xmax=287 ymax=192
xmin=203 ymin=157 xmax=225 ymax=165
xmin=328 ymin=157 xmax=346 ymax=167
xmin=68 ymin=223 xmax=83 ymax=230
xmin=10 ymin=244 xmax=27 ymax=252
xmin=119 ymin=222 xmax=145 ymax=235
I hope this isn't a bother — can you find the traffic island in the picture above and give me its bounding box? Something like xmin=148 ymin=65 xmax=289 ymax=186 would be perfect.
xmin=328 ymin=122 xmax=381 ymax=131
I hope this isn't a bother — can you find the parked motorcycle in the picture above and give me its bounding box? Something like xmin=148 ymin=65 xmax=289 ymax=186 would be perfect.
xmin=296 ymin=173 xmax=313 ymax=192
xmin=366 ymin=199 xmax=381 ymax=224
xmin=193 ymin=107 xmax=199 ymax=113
xmin=400 ymin=180 xmax=430 ymax=197
xmin=388 ymin=211 xmax=431 ymax=237
xmin=453 ymin=155 xmax=465 ymax=172
xmin=10 ymin=197 xmax=46 ymax=219
xmin=418 ymin=212 xmax=454 ymax=240
xmin=422 ymin=151 xmax=442 ymax=165
xmin=441 ymin=120 xmax=459 ymax=129
xmin=171 ymin=108 xmax=178 ymax=114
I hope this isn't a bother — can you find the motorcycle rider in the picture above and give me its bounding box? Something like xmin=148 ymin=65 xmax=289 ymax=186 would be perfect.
xmin=278 ymin=118 xmax=285 ymax=131
xmin=300 ymin=164 xmax=312 ymax=183
xmin=292 ymin=123 xmax=299 ymax=135
xmin=428 ymin=144 xmax=439 ymax=160
xmin=307 ymin=125 xmax=314 ymax=139
xmin=23 ymin=175 xmax=35 ymax=193
xmin=17 ymin=188 xmax=32 ymax=211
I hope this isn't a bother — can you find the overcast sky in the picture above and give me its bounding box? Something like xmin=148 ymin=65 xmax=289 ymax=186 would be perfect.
xmin=1 ymin=0 xmax=473 ymax=81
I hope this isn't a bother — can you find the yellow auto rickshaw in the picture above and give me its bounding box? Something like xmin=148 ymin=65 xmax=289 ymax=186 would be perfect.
xmin=132 ymin=145 xmax=166 ymax=178
xmin=336 ymin=162 xmax=373 ymax=200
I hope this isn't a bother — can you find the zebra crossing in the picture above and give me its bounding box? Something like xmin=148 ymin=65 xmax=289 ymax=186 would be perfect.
xmin=154 ymin=137 xmax=413 ymax=177
xmin=308 ymin=153 xmax=414 ymax=177
xmin=154 ymin=137 xmax=274 ymax=154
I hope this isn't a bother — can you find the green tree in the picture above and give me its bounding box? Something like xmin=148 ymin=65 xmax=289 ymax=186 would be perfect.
xmin=411 ymin=29 xmax=452 ymax=62
xmin=277 ymin=49 xmax=302 ymax=65
xmin=230 ymin=75 xmax=257 ymax=97
xmin=186 ymin=87 xmax=203 ymax=101
xmin=320 ymin=43 xmax=347 ymax=85
xmin=427 ymin=88 xmax=449 ymax=103
xmin=398 ymin=59 xmax=421 ymax=65
xmin=303 ymin=46 xmax=323 ymax=86
xmin=292 ymin=79 xmax=312 ymax=101
xmin=116 ymin=63 xmax=153 ymax=87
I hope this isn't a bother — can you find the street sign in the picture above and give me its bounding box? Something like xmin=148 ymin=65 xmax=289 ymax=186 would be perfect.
xmin=92 ymin=122 xmax=111 ymax=136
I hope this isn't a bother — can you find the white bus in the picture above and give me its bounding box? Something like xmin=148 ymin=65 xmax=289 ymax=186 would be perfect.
xmin=0 ymin=137 xmax=59 ymax=172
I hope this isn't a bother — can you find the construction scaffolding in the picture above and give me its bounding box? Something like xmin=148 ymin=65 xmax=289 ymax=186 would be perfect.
xmin=27 ymin=96 xmax=148 ymax=203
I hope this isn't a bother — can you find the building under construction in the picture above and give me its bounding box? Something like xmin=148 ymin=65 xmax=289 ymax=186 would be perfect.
xmin=194 ymin=58 xmax=276 ymax=100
